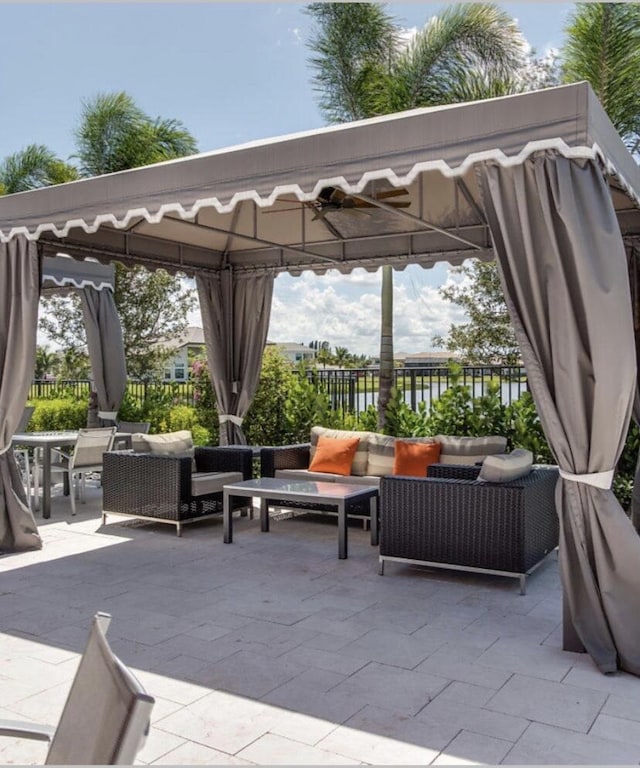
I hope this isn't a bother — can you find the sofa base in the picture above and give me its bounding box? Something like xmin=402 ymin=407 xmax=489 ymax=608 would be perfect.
xmin=378 ymin=548 xmax=557 ymax=595
xmin=101 ymin=509 xmax=226 ymax=537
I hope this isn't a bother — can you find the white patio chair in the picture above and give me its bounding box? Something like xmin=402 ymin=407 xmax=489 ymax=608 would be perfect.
xmin=13 ymin=406 xmax=36 ymax=509
xmin=0 ymin=612 xmax=155 ymax=764
xmin=113 ymin=420 xmax=150 ymax=451
xmin=51 ymin=427 xmax=117 ymax=514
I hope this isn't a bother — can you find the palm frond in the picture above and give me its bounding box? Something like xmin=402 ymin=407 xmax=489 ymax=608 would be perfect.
xmin=305 ymin=2 xmax=400 ymax=122
xmin=395 ymin=3 xmax=527 ymax=109
xmin=74 ymin=92 xmax=198 ymax=176
xmin=562 ymin=3 xmax=640 ymax=146
xmin=0 ymin=144 xmax=78 ymax=194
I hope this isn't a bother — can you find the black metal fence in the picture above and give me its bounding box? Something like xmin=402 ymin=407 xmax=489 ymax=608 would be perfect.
xmin=29 ymin=379 xmax=196 ymax=404
xmin=31 ymin=365 xmax=527 ymax=417
xmin=311 ymin=366 xmax=528 ymax=415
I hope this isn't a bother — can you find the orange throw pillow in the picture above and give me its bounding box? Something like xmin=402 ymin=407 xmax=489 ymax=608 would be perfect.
xmin=309 ymin=435 xmax=360 ymax=476
xmin=393 ymin=440 xmax=441 ymax=477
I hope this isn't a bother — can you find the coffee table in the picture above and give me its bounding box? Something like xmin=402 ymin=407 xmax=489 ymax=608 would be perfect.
xmin=223 ymin=477 xmax=378 ymax=559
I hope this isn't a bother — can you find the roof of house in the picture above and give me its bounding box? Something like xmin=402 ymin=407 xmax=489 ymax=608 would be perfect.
xmin=160 ymin=326 xmax=205 ymax=350
xmin=404 ymin=351 xmax=460 ymax=361
xmin=267 ymin=341 xmax=315 ymax=352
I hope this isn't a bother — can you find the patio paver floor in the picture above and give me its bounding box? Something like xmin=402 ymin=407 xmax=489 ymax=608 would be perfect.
xmin=1 ymin=483 xmax=640 ymax=765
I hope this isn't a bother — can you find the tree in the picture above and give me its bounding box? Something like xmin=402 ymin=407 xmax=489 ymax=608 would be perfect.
xmin=34 ymin=346 xmax=58 ymax=380
xmin=433 ymin=259 xmax=519 ymax=364
xmin=74 ymin=92 xmax=197 ymax=176
xmin=316 ymin=343 xmax=333 ymax=368
xmin=39 ymin=92 xmax=199 ymax=378
xmin=305 ymin=2 xmax=529 ymax=428
xmin=437 ymin=5 xmax=640 ymax=363
xmin=378 ymin=265 xmax=394 ymax=429
xmin=333 ymin=346 xmax=352 ymax=367
xmin=561 ymin=3 xmax=640 ymax=156
xmin=0 ymin=144 xmax=77 ymax=195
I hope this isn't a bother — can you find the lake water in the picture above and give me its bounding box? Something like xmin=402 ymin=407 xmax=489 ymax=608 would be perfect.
xmin=352 ymin=381 xmax=528 ymax=413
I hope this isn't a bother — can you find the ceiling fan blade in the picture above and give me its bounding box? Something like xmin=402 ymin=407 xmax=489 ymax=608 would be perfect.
xmin=261 ymin=206 xmax=304 ymax=214
xmin=375 ymin=188 xmax=410 ymax=200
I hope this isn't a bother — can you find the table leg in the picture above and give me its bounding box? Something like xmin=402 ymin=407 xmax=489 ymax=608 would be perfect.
xmin=223 ymin=490 xmax=233 ymax=543
xmin=260 ymin=498 xmax=269 ymax=532
xmin=338 ymin=501 xmax=347 ymax=559
xmin=42 ymin=444 xmax=51 ymax=519
xmin=370 ymin=495 xmax=378 ymax=546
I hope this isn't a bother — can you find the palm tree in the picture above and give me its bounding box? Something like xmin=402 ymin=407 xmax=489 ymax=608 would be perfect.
xmin=34 ymin=346 xmax=58 ymax=380
xmin=0 ymin=144 xmax=77 ymax=195
xmin=305 ymin=2 xmax=528 ymax=429
xmin=74 ymin=92 xmax=197 ymax=176
xmin=39 ymin=92 xmax=199 ymax=377
xmin=561 ymin=3 xmax=640 ymax=155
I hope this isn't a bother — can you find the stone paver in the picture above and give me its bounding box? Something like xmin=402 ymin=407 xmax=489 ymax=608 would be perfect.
xmin=1 ymin=486 xmax=640 ymax=765
xmin=485 ymin=673 xmax=607 ymax=732
xmin=503 ymin=722 xmax=640 ymax=764
xmin=433 ymin=730 xmax=513 ymax=765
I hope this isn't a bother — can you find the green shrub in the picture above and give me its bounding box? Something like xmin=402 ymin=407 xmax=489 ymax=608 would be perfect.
xmin=284 ymin=366 xmax=340 ymax=442
xmin=380 ymin=388 xmax=430 ymax=436
xmin=116 ymin=390 xmax=146 ymax=422
xmin=425 ymin=364 xmax=474 ymax=436
xmin=504 ymin=391 xmax=553 ymax=463
xmin=29 ymin=399 xmax=88 ymax=431
xmin=157 ymin=404 xmax=209 ymax=445
xmin=191 ymin=358 xmax=219 ymax=445
xmin=244 ymin=348 xmax=296 ymax=446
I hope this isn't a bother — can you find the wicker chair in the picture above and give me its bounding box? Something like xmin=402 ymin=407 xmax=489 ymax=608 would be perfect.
xmin=102 ymin=446 xmax=253 ymax=536
xmin=379 ymin=463 xmax=559 ymax=594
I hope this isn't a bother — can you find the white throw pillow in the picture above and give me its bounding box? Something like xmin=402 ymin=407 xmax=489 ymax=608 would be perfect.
xmin=478 ymin=448 xmax=533 ymax=483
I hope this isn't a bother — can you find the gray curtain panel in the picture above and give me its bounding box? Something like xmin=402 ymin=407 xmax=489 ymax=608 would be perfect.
xmin=630 ymin=391 xmax=640 ymax=532
xmin=0 ymin=236 xmax=42 ymax=551
xmin=79 ymin=286 xmax=127 ymax=422
xmin=478 ymin=152 xmax=640 ymax=675
xmin=197 ymin=269 xmax=274 ymax=445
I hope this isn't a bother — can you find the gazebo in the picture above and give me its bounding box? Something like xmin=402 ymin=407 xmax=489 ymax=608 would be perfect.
xmin=1 ymin=81 xmax=639 ymax=677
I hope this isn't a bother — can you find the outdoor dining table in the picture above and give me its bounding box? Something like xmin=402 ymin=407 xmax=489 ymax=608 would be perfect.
xmin=11 ymin=430 xmax=129 ymax=519
xmin=11 ymin=431 xmax=79 ymax=519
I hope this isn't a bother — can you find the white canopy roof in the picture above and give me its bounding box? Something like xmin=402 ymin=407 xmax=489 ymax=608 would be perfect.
xmin=1 ymin=81 xmax=639 ymax=276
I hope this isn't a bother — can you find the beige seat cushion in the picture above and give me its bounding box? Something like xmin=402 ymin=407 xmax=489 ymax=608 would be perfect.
xmin=191 ymin=471 xmax=243 ymax=497
xmin=310 ymin=427 xmax=373 ymax=476
xmin=340 ymin=474 xmax=380 ymax=488
xmin=435 ymin=435 xmax=507 ymax=465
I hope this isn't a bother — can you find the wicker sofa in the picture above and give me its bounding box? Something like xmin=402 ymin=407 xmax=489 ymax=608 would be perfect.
xmin=260 ymin=429 xmax=508 ymax=527
xmin=379 ymin=463 xmax=559 ymax=593
xmin=102 ymin=446 xmax=254 ymax=536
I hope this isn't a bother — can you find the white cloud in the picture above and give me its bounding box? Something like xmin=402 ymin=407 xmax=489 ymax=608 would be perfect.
xmin=266 ymin=264 xmax=469 ymax=356
xmin=185 ymin=263 xmax=472 ymax=357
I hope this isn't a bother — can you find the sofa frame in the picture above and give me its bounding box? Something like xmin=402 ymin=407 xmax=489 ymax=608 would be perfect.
xmin=102 ymin=446 xmax=253 ymax=536
xmin=379 ymin=464 xmax=559 ymax=594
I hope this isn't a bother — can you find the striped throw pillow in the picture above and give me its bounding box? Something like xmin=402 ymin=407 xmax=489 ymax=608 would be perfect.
xmin=366 ymin=434 xmax=439 ymax=477
xmin=310 ymin=427 xmax=373 ymax=476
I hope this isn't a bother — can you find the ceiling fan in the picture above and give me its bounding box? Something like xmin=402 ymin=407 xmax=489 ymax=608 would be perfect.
xmin=310 ymin=186 xmax=411 ymax=220
xmin=261 ymin=185 xmax=411 ymax=219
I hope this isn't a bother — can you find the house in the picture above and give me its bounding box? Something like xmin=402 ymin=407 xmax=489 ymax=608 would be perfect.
xmin=161 ymin=332 xmax=316 ymax=380
xmin=266 ymin=341 xmax=316 ymax=365
xmin=402 ymin=351 xmax=460 ymax=369
xmin=162 ymin=326 xmax=205 ymax=381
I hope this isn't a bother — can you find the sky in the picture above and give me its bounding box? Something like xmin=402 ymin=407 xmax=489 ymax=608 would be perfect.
xmin=0 ymin=2 xmax=574 ymax=356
